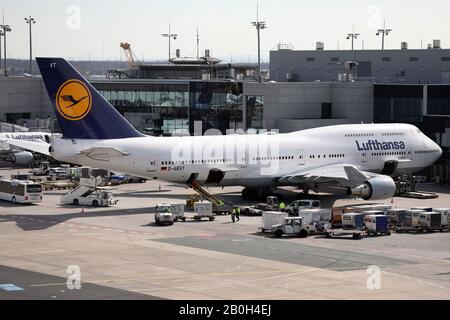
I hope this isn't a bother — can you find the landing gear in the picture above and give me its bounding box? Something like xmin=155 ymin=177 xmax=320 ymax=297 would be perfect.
xmin=241 ymin=187 xmax=283 ymax=202
xmin=295 ymin=187 xmax=310 ymax=200
xmin=242 ymin=187 xmax=258 ymax=201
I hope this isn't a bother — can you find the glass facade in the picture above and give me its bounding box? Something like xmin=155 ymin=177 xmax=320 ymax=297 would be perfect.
xmin=94 ymin=81 xmax=189 ymax=135
xmin=93 ymin=80 xmax=243 ymax=135
xmin=428 ymin=85 xmax=450 ymax=116
xmin=374 ymin=85 xmax=423 ymax=123
xmin=189 ymin=81 xmax=244 ymax=134
xmin=246 ymin=95 xmax=264 ymax=130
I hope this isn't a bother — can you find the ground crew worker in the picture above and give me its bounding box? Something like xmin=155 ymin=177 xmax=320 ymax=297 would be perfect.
xmin=279 ymin=201 xmax=286 ymax=211
xmin=236 ymin=206 xmax=241 ymax=222
xmin=231 ymin=206 xmax=236 ymax=223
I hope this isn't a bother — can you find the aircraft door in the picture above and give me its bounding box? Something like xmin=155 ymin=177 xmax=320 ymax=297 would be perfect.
xmin=361 ymin=151 xmax=368 ymax=163
xmin=148 ymin=155 xmax=158 ymax=172
xmin=298 ymin=149 xmax=305 ymax=166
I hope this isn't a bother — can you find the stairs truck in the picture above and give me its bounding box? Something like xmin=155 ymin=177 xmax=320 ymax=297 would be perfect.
xmin=61 ymin=176 xmax=118 ymax=207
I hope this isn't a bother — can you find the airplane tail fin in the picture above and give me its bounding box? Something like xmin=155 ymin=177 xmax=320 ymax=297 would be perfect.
xmin=36 ymin=57 xmax=144 ymax=140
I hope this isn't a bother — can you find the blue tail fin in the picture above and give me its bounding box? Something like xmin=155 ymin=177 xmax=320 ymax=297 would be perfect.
xmin=36 ymin=57 xmax=144 ymax=139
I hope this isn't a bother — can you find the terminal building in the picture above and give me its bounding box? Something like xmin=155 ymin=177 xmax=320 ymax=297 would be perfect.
xmin=0 ymin=44 xmax=449 ymax=180
xmin=270 ymin=41 xmax=450 ymax=84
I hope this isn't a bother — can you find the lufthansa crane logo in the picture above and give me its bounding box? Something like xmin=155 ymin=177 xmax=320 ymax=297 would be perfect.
xmin=56 ymin=79 xmax=92 ymax=121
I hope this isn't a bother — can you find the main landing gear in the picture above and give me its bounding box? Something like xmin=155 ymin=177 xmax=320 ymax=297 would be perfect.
xmin=241 ymin=187 xmax=283 ymax=202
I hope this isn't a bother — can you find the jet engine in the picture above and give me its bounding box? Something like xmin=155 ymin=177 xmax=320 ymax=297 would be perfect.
xmin=11 ymin=151 xmax=34 ymax=166
xmin=347 ymin=176 xmax=396 ymax=201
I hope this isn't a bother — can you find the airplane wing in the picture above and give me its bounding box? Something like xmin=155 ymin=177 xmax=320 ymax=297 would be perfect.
xmin=78 ymin=147 xmax=130 ymax=161
xmin=0 ymin=139 xmax=50 ymax=156
xmin=279 ymin=163 xmax=376 ymax=188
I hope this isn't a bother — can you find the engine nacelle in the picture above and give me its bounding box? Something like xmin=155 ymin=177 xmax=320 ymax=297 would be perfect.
xmin=347 ymin=176 xmax=396 ymax=201
xmin=11 ymin=151 xmax=34 ymax=166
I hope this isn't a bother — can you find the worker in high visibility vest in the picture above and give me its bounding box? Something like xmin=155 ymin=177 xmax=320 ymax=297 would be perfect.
xmin=231 ymin=206 xmax=241 ymax=222
xmin=279 ymin=202 xmax=286 ymax=211
xmin=231 ymin=206 xmax=237 ymax=223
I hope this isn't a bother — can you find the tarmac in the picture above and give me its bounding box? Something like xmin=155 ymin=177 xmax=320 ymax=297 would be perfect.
xmin=0 ymin=167 xmax=450 ymax=300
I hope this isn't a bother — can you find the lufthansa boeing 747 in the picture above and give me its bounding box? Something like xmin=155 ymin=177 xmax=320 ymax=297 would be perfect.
xmin=34 ymin=57 xmax=442 ymax=201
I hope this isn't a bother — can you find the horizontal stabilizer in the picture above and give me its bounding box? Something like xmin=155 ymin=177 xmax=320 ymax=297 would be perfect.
xmin=78 ymin=147 xmax=129 ymax=161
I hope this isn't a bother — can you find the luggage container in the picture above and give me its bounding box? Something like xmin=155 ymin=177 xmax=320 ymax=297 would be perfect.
xmin=193 ymin=201 xmax=215 ymax=221
xmin=364 ymin=215 xmax=390 ymax=236
xmin=434 ymin=208 xmax=450 ymax=227
xmin=319 ymin=209 xmax=332 ymax=222
xmin=387 ymin=209 xmax=408 ymax=227
xmin=171 ymin=203 xmax=186 ymax=222
xmin=261 ymin=211 xmax=288 ymax=233
xmin=419 ymin=212 xmax=443 ymax=231
xmin=404 ymin=210 xmax=425 ymax=227
xmin=294 ymin=209 xmax=322 ymax=225
xmin=342 ymin=213 xmax=365 ymax=230
xmin=331 ymin=207 xmax=345 ymax=226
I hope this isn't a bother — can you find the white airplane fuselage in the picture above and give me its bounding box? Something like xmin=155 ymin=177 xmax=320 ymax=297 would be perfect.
xmin=51 ymin=123 xmax=442 ymax=188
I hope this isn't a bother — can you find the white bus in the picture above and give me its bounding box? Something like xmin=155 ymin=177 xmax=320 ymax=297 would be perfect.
xmin=0 ymin=179 xmax=43 ymax=204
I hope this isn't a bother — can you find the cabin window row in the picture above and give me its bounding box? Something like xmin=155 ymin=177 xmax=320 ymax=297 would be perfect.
xmin=310 ymin=154 xmax=345 ymax=159
xmin=372 ymin=151 xmax=407 ymax=156
xmin=162 ymin=159 xmax=233 ymax=165
xmin=415 ymin=150 xmax=440 ymax=154
xmin=253 ymin=156 xmax=295 ymax=161
xmin=382 ymin=132 xmax=405 ymax=136
xmin=345 ymin=133 xmax=374 ymax=138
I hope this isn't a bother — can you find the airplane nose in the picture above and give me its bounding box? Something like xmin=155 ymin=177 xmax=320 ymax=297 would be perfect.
xmin=438 ymin=145 xmax=443 ymax=158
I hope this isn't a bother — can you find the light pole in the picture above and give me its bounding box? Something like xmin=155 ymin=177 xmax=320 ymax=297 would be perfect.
xmin=0 ymin=29 xmax=3 ymax=75
xmin=251 ymin=5 xmax=267 ymax=83
xmin=376 ymin=20 xmax=392 ymax=50
xmin=346 ymin=26 xmax=360 ymax=51
xmin=86 ymin=52 xmax=92 ymax=75
xmin=161 ymin=23 xmax=178 ymax=63
xmin=0 ymin=24 xmax=11 ymax=76
xmin=24 ymin=16 xmax=36 ymax=75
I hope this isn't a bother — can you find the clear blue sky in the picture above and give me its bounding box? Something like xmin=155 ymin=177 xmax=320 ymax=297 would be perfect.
xmin=2 ymin=0 xmax=450 ymax=62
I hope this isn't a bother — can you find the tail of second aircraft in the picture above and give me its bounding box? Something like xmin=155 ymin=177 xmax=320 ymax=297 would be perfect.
xmin=36 ymin=57 xmax=144 ymax=140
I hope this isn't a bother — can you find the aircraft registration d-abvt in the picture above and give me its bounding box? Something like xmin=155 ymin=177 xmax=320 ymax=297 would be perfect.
xmin=36 ymin=57 xmax=442 ymax=201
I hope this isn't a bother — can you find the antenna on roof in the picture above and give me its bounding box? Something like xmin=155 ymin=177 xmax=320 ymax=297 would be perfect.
xmin=196 ymin=27 xmax=200 ymax=59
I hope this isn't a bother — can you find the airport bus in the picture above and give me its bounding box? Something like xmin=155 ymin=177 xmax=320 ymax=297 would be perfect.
xmin=0 ymin=179 xmax=43 ymax=204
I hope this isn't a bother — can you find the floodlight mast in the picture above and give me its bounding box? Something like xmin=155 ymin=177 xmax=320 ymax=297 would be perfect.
xmin=24 ymin=16 xmax=36 ymax=74
xmin=346 ymin=26 xmax=360 ymax=51
xmin=252 ymin=4 xmax=267 ymax=82
xmin=376 ymin=20 xmax=392 ymax=50
xmin=161 ymin=23 xmax=178 ymax=62
xmin=0 ymin=22 xmax=11 ymax=76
